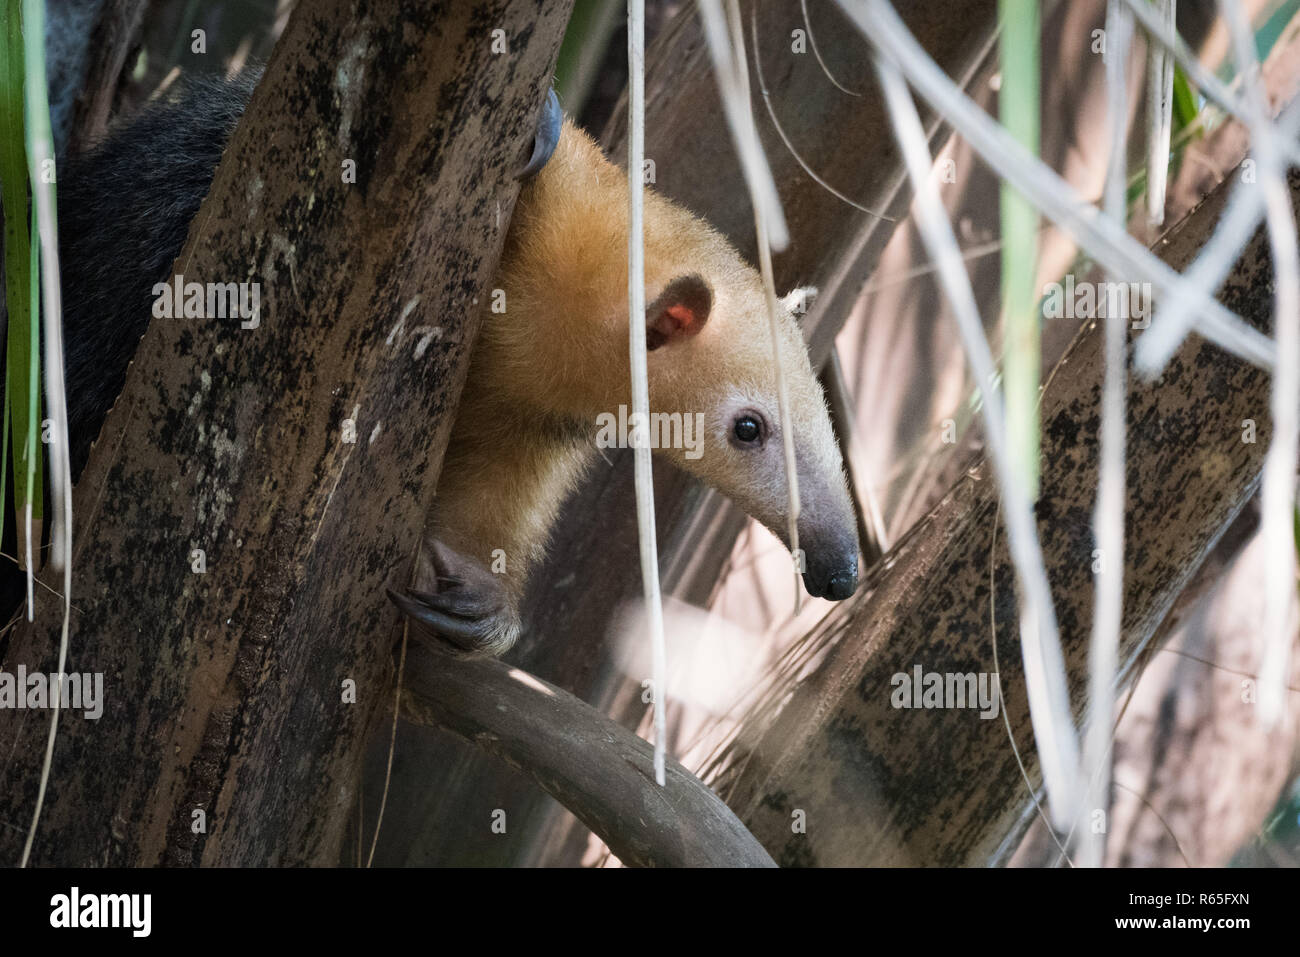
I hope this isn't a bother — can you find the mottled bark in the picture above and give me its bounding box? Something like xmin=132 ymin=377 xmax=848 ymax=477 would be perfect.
xmin=718 ymin=166 xmax=1287 ymax=866
xmin=0 ymin=0 xmax=572 ymax=866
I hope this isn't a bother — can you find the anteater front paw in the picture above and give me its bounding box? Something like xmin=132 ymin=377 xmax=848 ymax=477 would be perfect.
xmin=386 ymin=538 xmax=520 ymax=657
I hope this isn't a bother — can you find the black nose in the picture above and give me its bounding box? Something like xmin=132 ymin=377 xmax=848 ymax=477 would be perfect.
xmin=826 ymin=570 xmax=857 ymax=601
xmin=801 ymin=566 xmax=859 ymax=601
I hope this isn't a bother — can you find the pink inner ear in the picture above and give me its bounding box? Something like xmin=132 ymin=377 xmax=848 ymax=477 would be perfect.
xmin=665 ymin=303 xmax=702 ymax=335
xmin=647 ymin=274 xmax=713 ymax=350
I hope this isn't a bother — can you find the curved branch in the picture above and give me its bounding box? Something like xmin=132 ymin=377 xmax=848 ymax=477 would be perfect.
xmin=400 ymin=642 xmax=776 ymax=868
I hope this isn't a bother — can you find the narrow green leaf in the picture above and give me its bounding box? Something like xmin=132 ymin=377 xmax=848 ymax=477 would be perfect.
xmin=1170 ymin=65 xmax=1197 ymax=132
xmin=0 ymin=0 xmax=44 ymax=572
xmin=999 ymin=0 xmax=1041 ymax=498
xmin=0 ymin=383 xmax=9 ymax=547
xmin=554 ymin=0 xmax=625 ymax=119
xmin=1292 ymin=504 xmax=1300 ymax=572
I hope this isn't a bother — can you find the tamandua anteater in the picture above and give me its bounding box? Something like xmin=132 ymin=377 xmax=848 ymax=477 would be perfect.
xmin=42 ymin=73 xmax=861 ymax=652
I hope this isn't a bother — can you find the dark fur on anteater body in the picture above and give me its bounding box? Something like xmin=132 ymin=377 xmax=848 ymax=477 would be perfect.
xmin=55 ymin=73 xmax=257 ymax=480
xmin=3 ymin=70 xmax=861 ymax=647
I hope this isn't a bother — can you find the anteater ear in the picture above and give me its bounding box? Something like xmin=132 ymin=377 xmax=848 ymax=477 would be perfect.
xmin=646 ymin=274 xmax=713 ymax=351
xmin=781 ymin=285 xmax=818 ymax=319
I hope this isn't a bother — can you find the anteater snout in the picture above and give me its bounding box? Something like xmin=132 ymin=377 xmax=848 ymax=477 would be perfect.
xmin=796 ymin=481 xmax=860 ymax=601
xmin=801 ymin=555 xmax=859 ymax=602
xmin=826 ymin=569 xmax=858 ymax=600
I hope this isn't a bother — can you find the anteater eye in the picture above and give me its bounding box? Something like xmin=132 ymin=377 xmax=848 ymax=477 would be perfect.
xmin=733 ymin=415 xmax=762 ymax=444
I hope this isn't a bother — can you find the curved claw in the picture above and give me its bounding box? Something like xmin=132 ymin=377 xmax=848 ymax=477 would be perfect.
xmin=405 ymin=585 xmax=500 ymax=620
xmin=516 ymin=87 xmax=562 ymax=180
xmin=386 ymin=585 xmax=518 ymax=657
xmin=387 ymin=587 xmax=491 ymax=648
xmin=388 ymin=537 xmax=521 ymax=655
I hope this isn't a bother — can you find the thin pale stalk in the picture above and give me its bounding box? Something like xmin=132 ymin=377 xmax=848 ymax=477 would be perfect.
xmin=18 ymin=0 xmax=73 ymax=868
xmin=1078 ymin=0 xmax=1132 ymax=869
xmin=24 ymin=4 xmax=68 ymax=579
xmin=627 ymin=0 xmax=668 ymax=786
xmin=23 ymin=203 xmax=35 ymax=619
xmin=1145 ymin=0 xmax=1175 ymax=226
xmin=725 ymin=0 xmax=801 ymax=608
xmin=801 ymin=0 xmax=862 ymax=96
xmin=750 ymin=2 xmax=891 ymax=221
xmin=697 ymin=0 xmax=788 ymax=251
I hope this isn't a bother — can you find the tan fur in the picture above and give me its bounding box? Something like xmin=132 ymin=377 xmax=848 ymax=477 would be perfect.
xmin=427 ymin=119 xmax=856 ymax=653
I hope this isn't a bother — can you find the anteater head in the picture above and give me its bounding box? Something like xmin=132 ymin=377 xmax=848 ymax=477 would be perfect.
xmin=640 ymin=264 xmax=861 ymax=603
xmin=506 ymin=120 xmax=861 ymax=602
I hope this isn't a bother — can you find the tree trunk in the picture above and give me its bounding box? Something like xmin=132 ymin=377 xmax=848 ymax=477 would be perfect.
xmin=0 ymin=0 xmax=572 ymax=867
